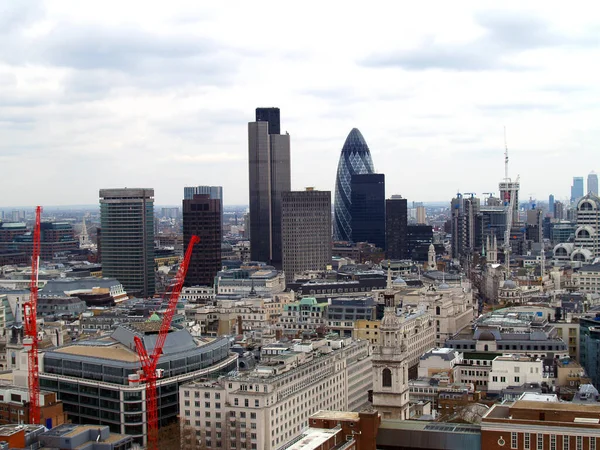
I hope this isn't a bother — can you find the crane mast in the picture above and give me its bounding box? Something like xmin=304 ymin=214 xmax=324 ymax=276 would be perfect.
xmin=23 ymin=206 xmax=42 ymax=424
xmin=134 ymin=235 xmax=200 ymax=450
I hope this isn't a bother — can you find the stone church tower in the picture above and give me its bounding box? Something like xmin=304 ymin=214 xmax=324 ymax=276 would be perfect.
xmin=371 ymin=265 xmax=410 ymax=420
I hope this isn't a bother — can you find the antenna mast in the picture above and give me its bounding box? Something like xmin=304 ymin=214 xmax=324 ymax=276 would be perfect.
xmin=504 ymin=126 xmax=509 ymax=182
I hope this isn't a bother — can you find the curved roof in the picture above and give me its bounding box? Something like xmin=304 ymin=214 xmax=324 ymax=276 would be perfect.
xmin=393 ymin=276 xmax=407 ymax=286
xmin=502 ymin=280 xmax=517 ymax=289
xmin=333 ymin=128 xmax=375 ymax=241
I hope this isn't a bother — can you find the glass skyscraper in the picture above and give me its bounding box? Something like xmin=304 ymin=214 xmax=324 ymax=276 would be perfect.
xmin=333 ymin=128 xmax=375 ymax=241
xmin=571 ymin=176 xmax=584 ymax=203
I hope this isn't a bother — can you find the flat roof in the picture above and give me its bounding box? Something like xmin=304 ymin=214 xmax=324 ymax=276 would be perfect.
xmin=285 ymin=428 xmax=340 ymax=450
xmin=54 ymin=342 xmax=139 ymax=363
xmin=311 ymin=410 xmax=359 ymax=421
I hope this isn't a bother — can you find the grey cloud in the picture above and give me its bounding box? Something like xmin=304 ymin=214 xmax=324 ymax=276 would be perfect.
xmin=477 ymin=102 xmax=567 ymax=113
xmin=361 ymin=10 xmax=599 ymax=71
xmin=0 ymin=0 xmax=44 ymax=35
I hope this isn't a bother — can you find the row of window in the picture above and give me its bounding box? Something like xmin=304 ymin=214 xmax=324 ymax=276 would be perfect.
xmin=512 ymin=431 xmax=596 ymax=450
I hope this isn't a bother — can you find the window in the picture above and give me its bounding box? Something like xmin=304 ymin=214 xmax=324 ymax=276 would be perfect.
xmin=250 ymin=413 xmax=256 ymax=419
xmin=564 ymin=436 xmax=569 ymax=450
xmin=493 ymin=376 xmax=498 ymax=382
xmin=576 ymin=436 xmax=582 ymax=450
xmin=550 ymin=435 xmax=556 ymax=450
xmin=205 ymin=402 xmax=210 ymax=408
xmin=592 ymin=437 xmax=596 ymax=450
xmin=538 ymin=434 xmax=543 ymax=450
xmin=234 ymin=398 xmax=239 ymax=406
xmin=255 ymin=400 xmax=259 ymax=407
xmin=515 ymin=377 xmax=520 ymax=383
xmin=501 ymin=377 xmax=506 ymax=383
xmin=525 ymin=433 xmax=530 ymax=450
xmin=382 ymin=368 xmax=392 ymax=387
xmin=512 ymin=432 xmax=518 ymax=449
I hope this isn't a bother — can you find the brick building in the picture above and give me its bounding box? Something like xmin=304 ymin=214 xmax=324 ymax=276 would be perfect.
xmin=0 ymin=386 xmax=67 ymax=428
xmin=481 ymin=394 xmax=600 ymax=450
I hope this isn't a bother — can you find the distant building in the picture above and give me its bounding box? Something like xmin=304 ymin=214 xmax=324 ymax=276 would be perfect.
xmin=183 ymin=185 xmax=223 ymax=227
xmin=351 ymin=173 xmax=385 ymax=249
xmin=39 ymin=424 xmax=134 ymax=450
xmin=248 ymin=107 xmax=290 ymax=268
xmin=549 ymin=194 xmax=555 ymax=218
xmin=407 ymin=225 xmax=433 ymax=261
xmin=0 ymin=222 xmax=78 ymax=260
xmin=571 ymin=176 xmax=584 ymax=203
xmin=386 ymin=196 xmax=408 ymax=260
xmin=0 ymin=386 xmax=67 ymax=428
xmin=589 ymin=172 xmax=599 ymax=196
xmin=451 ymin=195 xmax=480 ymax=261
xmin=281 ymin=189 xmax=331 ymax=283
xmin=416 ymin=206 xmax=426 ymax=225
xmin=99 ymin=188 xmax=155 ymax=297
xmin=183 ymin=194 xmax=222 ymax=287
xmin=333 ymin=128 xmax=375 ymax=242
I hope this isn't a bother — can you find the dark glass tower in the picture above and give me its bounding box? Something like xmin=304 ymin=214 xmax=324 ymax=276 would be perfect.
xmin=248 ymin=107 xmax=290 ymax=267
xmin=350 ymin=173 xmax=385 ymax=249
xmin=333 ymin=128 xmax=375 ymax=241
xmin=386 ymin=196 xmax=408 ymax=259
xmin=183 ymin=194 xmax=222 ymax=287
xmin=99 ymin=188 xmax=155 ymax=297
xmin=407 ymin=225 xmax=433 ymax=262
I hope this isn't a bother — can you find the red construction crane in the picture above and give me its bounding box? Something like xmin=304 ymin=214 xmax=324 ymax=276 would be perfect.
xmin=134 ymin=235 xmax=200 ymax=450
xmin=23 ymin=206 xmax=42 ymax=424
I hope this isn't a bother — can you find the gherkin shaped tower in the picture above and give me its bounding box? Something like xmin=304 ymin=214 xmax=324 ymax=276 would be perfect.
xmin=333 ymin=128 xmax=375 ymax=241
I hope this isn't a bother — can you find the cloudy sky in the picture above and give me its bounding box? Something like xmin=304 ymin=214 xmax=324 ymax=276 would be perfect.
xmin=1 ymin=1 xmax=599 ymax=207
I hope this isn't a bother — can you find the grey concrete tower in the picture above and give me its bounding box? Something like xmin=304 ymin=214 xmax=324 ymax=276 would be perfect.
xmin=99 ymin=188 xmax=155 ymax=297
xmin=248 ymin=107 xmax=291 ymax=268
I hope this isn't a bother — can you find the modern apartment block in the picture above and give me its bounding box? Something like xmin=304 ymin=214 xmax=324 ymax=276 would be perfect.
xmin=99 ymin=188 xmax=155 ymax=297
xmin=248 ymin=107 xmax=291 ymax=268
xmin=385 ymin=196 xmax=408 ymax=260
xmin=38 ymin=323 xmax=236 ymax=446
xmin=183 ymin=194 xmax=222 ymax=287
xmin=281 ymin=189 xmax=331 ymax=283
xmin=179 ymin=337 xmax=372 ymax=450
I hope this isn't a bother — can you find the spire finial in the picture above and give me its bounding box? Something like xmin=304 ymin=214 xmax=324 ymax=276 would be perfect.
xmin=386 ymin=260 xmax=392 ymax=290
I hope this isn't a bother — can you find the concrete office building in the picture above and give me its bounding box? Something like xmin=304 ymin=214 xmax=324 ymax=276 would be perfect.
xmin=183 ymin=194 xmax=222 ymax=287
xmin=184 ymin=186 xmax=224 ymax=228
xmin=99 ymin=189 xmax=155 ymax=297
xmin=248 ymin=107 xmax=291 ymax=268
xmin=333 ymin=128 xmax=375 ymax=242
xmin=386 ymin=196 xmax=408 ymax=260
xmin=281 ymin=189 xmax=331 ymax=283
xmin=179 ymin=337 xmax=372 ymax=450
xmin=451 ymin=195 xmax=480 ymax=261
xmin=38 ymin=323 xmax=236 ymax=446
xmin=351 ymin=173 xmax=385 ymax=249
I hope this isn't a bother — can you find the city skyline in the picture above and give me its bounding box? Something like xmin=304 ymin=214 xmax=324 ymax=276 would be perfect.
xmin=2 ymin=2 xmax=600 ymax=207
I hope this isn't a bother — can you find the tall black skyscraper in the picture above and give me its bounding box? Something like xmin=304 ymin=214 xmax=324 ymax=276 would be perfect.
xmin=248 ymin=107 xmax=291 ymax=267
xmin=407 ymin=225 xmax=433 ymax=261
xmin=350 ymin=173 xmax=385 ymax=249
xmin=183 ymin=194 xmax=222 ymax=287
xmin=386 ymin=196 xmax=408 ymax=259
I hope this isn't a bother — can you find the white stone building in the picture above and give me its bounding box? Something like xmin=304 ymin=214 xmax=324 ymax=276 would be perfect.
xmin=179 ymin=337 xmax=372 ymax=450
xmin=487 ymin=354 xmax=543 ymax=393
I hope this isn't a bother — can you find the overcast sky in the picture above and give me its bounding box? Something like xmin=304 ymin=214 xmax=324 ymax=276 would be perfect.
xmin=1 ymin=1 xmax=599 ymax=207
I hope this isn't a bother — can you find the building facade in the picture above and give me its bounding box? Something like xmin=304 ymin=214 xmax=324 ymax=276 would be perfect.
xmin=281 ymin=189 xmax=331 ymax=283
xmin=589 ymin=172 xmax=599 ymax=196
xmin=386 ymin=196 xmax=408 ymax=260
xmin=333 ymin=128 xmax=375 ymax=242
xmin=179 ymin=337 xmax=372 ymax=450
xmin=183 ymin=194 xmax=222 ymax=287
xmin=351 ymin=173 xmax=385 ymax=249
xmin=248 ymin=107 xmax=291 ymax=268
xmin=572 ymin=176 xmax=584 ymax=203
xmin=99 ymin=188 xmax=155 ymax=297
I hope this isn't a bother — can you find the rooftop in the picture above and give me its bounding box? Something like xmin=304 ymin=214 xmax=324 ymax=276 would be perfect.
xmin=310 ymin=410 xmax=359 ymax=421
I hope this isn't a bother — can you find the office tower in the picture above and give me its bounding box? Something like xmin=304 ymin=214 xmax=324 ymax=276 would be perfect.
xmin=554 ymin=201 xmax=565 ymax=220
xmin=99 ymin=188 xmax=155 ymax=297
xmin=183 ymin=194 xmax=222 ymax=287
xmin=281 ymin=189 xmax=331 ymax=283
xmin=588 ymin=171 xmax=599 ymax=195
xmin=386 ymin=196 xmax=408 ymax=260
xmin=416 ymin=206 xmax=426 ymax=225
xmin=526 ymin=208 xmax=543 ymax=243
xmin=248 ymin=107 xmax=291 ymax=267
xmin=350 ymin=173 xmax=385 ymax=249
xmin=571 ymin=177 xmax=584 ymax=203
xmin=451 ymin=195 xmax=480 ymax=260
xmin=333 ymin=128 xmax=375 ymax=241
xmin=406 ymin=225 xmax=433 ymax=261
xmin=499 ymin=180 xmax=519 ymax=226
xmin=549 ymin=194 xmax=555 ymax=218
xmin=184 ymin=185 xmax=223 ymax=227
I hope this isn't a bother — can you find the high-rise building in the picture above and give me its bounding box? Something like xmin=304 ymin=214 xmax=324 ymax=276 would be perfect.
xmin=589 ymin=171 xmax=599 ymax=196
xmin=248 ymin=107 xmax=291 ymax=267
xmin=406 ymin=225 xmax=433 ymax=261
xmin=416 ymin=206 xmax=426 ymax=225
xmin=183 ymin=194 xmax=222 ymax=287
xmin=451 ymin=195 xmax=480 ymax=261
xmin=333 ymin=128 xmax=375 ymax=242
xmin=184 ymin=186 xmax=223 ymax=228
xmin=281 ymin=189 xmax=331 ymax=283
xmin=548 ymin=194 xmax=555 ymax=218
xmin=350 ymin=173 xmax=385 ymax=249
xmin=385 ymin=196 xmax=408 ymax=260
xmin=571 ymin=176 xmax=584 ymax=203
xmin=554 ymin=201 xmax=565 ymax=220
xmin=99 ymin=188 xmax=155 ymax=297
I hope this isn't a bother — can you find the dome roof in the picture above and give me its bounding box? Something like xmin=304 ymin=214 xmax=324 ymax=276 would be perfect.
xmin=438 ymin=283 xmax=450 ymax=290
xmin=502 ymin=280 xmax=517 ymax=289
xmin=381 ymin=310 xmax=401 ymax=328
xmin=393 ymin=276 xmax=407 ymax=286
xmin=148 ymin=312 xmax=161 ymax=322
